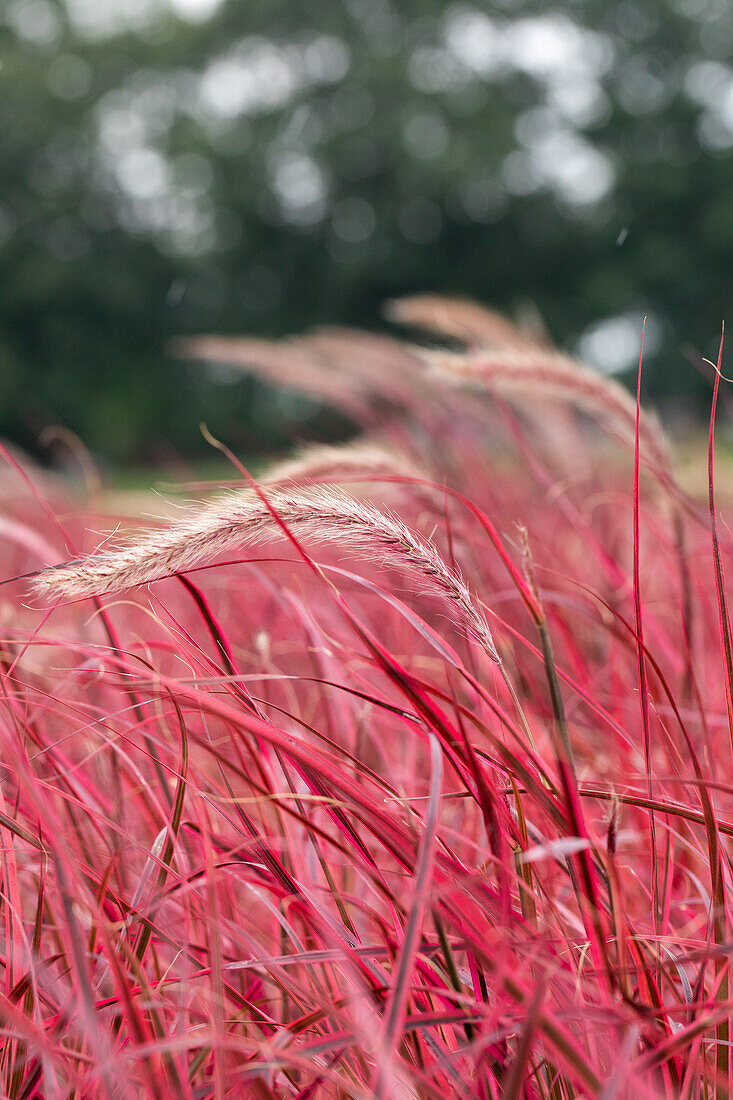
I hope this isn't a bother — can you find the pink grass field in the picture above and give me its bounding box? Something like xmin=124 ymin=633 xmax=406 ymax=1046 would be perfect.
xmin=0 ymin=297 xmax=731 ymax=1098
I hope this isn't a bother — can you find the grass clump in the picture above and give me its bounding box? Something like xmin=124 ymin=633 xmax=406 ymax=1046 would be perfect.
xmin=0 ymin=298 xmax=730 ymax=1098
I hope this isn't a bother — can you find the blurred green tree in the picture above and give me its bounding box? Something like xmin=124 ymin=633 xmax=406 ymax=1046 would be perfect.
xmin=1 ymin=0 xmax=732 ymax=462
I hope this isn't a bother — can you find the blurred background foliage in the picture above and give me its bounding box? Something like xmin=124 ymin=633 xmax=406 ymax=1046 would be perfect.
xmin=1 ymin=0 xmax=732 ymax=465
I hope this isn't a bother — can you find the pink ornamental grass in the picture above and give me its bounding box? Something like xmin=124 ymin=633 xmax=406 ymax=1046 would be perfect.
xmin=0 ymin=299 xmax=729 ymax=1098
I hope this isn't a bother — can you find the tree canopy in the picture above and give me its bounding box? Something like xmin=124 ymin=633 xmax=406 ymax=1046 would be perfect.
xmin=2 ymin=0 xmax=732 ymax=461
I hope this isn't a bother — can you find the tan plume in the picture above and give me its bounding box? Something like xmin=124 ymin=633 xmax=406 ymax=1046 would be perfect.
xmin=173 ymin=335 xmax=372 ymax=421
xmin=261 ymin=442 xmax=425 ymax=488
xmin=426 ymin=346 xmax=671 ymax=473
xmin=385 ymin=295 xmax=541 ymax=350
xmin=35 ymin=485 xmax=499 ymax=661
